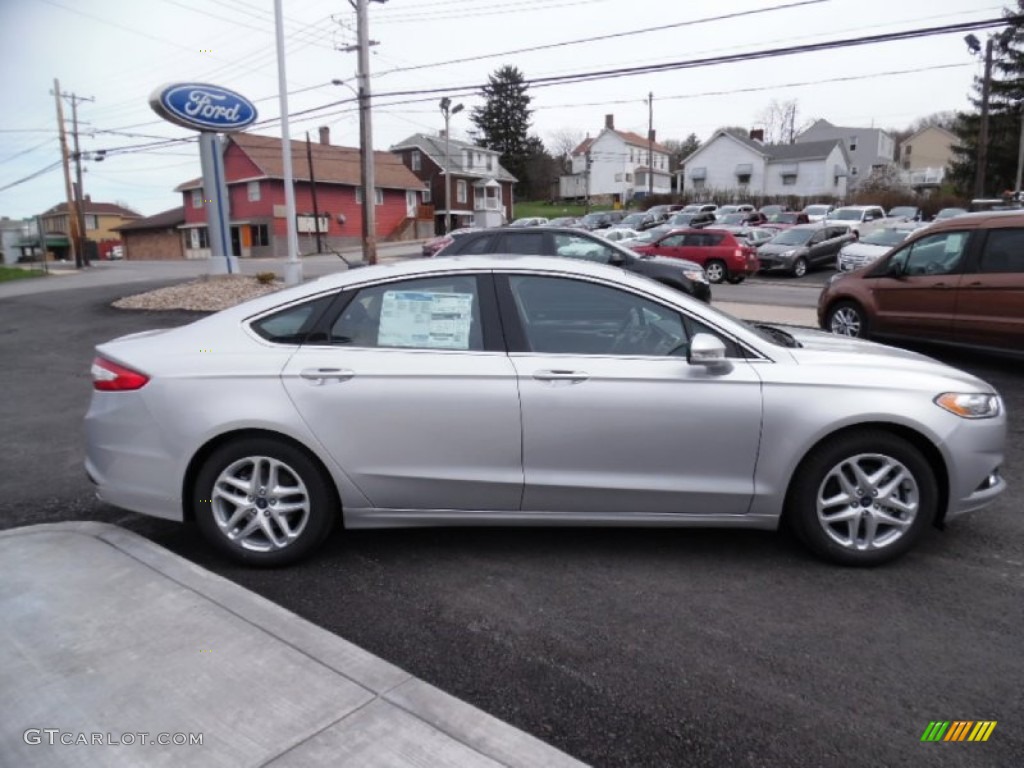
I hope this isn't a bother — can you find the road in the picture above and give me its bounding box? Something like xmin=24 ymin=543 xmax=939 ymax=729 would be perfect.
xmin=2 ymin=271 xmax=1021 ymax=767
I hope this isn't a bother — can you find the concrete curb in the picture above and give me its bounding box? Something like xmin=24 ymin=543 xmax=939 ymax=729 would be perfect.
xmin=0 ymin=522 xmax=586 ymax=768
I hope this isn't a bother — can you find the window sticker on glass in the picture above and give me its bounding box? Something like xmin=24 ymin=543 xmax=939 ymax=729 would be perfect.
xmin=945 ymin=233 xmax=965 ymax=254
xmin=378 ymin=291 xmax=474 ymax=349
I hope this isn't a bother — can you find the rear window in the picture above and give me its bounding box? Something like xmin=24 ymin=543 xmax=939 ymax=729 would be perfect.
xmin=454 ymin=233 xmax=498 ymax=255
xmin=251 ymin=294 xmax=335 ymax=344
xmin=501 ymin=232 xmax=548 ymax=255
xmin=978 ymin=229 xmax=1024 ymax=273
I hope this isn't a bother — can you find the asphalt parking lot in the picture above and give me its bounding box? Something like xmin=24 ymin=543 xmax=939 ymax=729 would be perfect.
xmin=2 ymin=279 xmax=1021 ymax=767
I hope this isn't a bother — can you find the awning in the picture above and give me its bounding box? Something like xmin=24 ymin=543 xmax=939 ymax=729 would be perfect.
xmin=689 ymin=166 xmax=707 ymax=180
xmin=17 ymin=235 xmax=69 ymax=247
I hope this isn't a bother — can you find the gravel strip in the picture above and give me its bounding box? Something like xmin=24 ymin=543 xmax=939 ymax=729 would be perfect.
xmin=112 ymin=275 xmax=284 ymax=312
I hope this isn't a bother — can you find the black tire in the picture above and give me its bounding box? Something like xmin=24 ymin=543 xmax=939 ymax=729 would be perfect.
xmin=194 ymin=437 xmax=337 ymax=566
xmin=791 ymin=257 xmax=808 ymax=278
xmin=826 ymin=300 xmax=869 ymax=338
xmin=785 ymin=430 xmax=938 ymax=566
xmin=726 ymin=274 xmax=746 ymax=284
xmin=704 ymin=259 xmax=727 ymax=284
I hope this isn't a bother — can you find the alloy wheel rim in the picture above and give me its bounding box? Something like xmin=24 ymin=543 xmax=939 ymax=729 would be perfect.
xmin=816 ymin=452 xmax=919 ymax=552
xmin=211 ymin=456 xmax=310 ymax=552
xmin=830 ymin=307 xmax=861 ymax=336
xmin=706 ymin=263 xmax=724 ymax=282
xmin=794 ymin=259 xmax=807 ymax=277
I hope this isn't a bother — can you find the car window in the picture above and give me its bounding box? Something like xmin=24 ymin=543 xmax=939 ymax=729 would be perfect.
xmin=507 ymin=275 xmax=689 ymax=356
xmin=251 ymin=294 xmax=335 ymax=344
xmin=658 ymin=234 xmax=685 ymax=247
xmin=501 ymin=232 xmax=548 ymax=255
xmin=552 ymin=233 xmax=617 ymax=263
xmin=978 ymin=229 xmax=1024 ymax=273
xmin=456 ymin=233 xmax=498 ymax=255
xmin=329 ymin=276 xmax=483 ymax=351
xmin=898 ymin=232 xmax=968 ymax=276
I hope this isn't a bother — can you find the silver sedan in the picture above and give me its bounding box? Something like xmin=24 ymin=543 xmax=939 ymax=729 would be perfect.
xmin=85 ymin=256 xmax=1007 ymax=566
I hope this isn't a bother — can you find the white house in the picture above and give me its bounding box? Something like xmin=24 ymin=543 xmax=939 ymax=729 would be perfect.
xmin=680 ymin=129 xmax=850 ymax=199
xmin=560 ymin=114 xmax=672 ymax=203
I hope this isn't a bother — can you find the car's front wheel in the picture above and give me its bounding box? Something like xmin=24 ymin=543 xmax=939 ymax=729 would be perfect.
xmin=827 ymin=301 xmax=868 ymax=338
xmin=791 ymin=257 xmax=808 ymax=278
xmin=194 ymin=437 xmax=337 ymax=566
xmin=785 ymin=430 xmax=938 ymax=566
xmin=704 ymin=259 xmax=727 ymax=284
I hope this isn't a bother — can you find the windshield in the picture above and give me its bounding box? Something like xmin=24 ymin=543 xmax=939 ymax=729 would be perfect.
xmin=582 ymin=214 xmax=606 ymax=225
xmin=717 ymin=213 xmax=744 ymax=224
xmin=936 ymin=208 xmax=967 ymax=219
xmin=888 ymin=207 xmax=917 ymax=218
xmin=829 ymin=209 xmax=865 ymax=221
xmin=804 ymin=205 xmax=829 ymax=215
xmin=769 ymin=228 xmax=815 ymax=246
xmin=668 ymin=213 xmax=694 ymax=225
xmin=861 ymin=229 xmax=910 ymax=247
xmin=718 ymin=205 xmax=739 ymax=214
xmin=768 ymin=213 xmax=798 ymax=223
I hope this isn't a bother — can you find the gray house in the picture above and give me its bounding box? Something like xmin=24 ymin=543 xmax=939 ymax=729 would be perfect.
xmin=795 ymin=119 xmax=895 ymax=188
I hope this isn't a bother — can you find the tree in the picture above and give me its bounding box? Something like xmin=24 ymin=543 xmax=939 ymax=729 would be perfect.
xmin=471 ymin=65 xmax=535 ymax=194
xmin=547 ymin=128 xmax=584 ymax=171
xmin=948 ymin=3 xmax=1024 ymax=196
xmin=662 ymin=133 xmax=701 ymax=174
xmin=756 ymin=99 xmax=810 ymax=144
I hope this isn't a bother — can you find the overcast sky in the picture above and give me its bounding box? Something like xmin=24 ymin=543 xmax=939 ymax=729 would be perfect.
xmin=0 ymin=0 xmax=1005 ymax=219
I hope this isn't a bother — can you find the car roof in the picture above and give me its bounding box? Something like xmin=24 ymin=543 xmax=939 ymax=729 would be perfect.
xmin=833 ymin=205 xmax=881 ymax=211
xmin=925 ymin=208 xmax=1024 ymax=231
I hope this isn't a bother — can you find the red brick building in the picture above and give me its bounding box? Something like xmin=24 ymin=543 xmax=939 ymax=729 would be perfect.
xmin=113 ymin=207 xmax=185 ymax=260
xmin=175 ymin=129 xmax=428 ymax=259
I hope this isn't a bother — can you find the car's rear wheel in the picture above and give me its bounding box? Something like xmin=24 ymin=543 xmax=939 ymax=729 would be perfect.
xmin=827 ymin=301 xmax=869 ymax=338
xmin=791 ymin=257 xmax=808 ymax=278
xmin=194 ymin=437 xmax=337 ymax=566
xmin=726 ymin=274 xmax=746 ymax=284
xmin=785 ymin=430 xmax=937 ymax=566
xmin=704 ymin=259 xmax=727 ymax=284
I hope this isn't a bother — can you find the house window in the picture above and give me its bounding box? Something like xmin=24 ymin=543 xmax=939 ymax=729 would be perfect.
xmin=355 ymin=187 xmax=384 ymax=205
xmin=487 ymin=155 xmax=494 ymax=171
xmin=782 ymin=173 xmax=797 ymax=186
xmin=625 ymin=173 xmax=633 ymax=183
xmin=615 ymin=173 xmax=623 ymax=182
xmin=247 ymin=181 xmax=261 ymax=202
xmin=84 ymin=214 xmax=98 ymax=230
xmin=411 ymin=150 xmax=421 ymax=171
xmin=188 ymin=227 xmax=209 ymax=249
xmin=422 ymin=186 xmax=431 ymax=203
xmin=737 ymin=174 xmax=751 ymax=185
xmin=692 ymin=179 xmax=706 ymax=191
xmin=191 ymin=189 xmax=202 ymax=209
xmin=457 ymin=179 xmax=467 ymax=204
xmin=250 ymin=224 xmax=270 ymax=247
xmin=850 ymin=166 xmax=859 ymax=177
xmin=904 ymin=144 xmax=912 ymax=157
xmin=849 ymin=135 xmax=858 ymax=152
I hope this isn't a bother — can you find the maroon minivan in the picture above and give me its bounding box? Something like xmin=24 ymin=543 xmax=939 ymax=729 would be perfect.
xmin=818 ymin=210 xmax=1024 ymax=355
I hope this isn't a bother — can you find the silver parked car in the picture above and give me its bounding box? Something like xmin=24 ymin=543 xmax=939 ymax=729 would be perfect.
xmin=86 ymin=257 xmax=1007 ymax=567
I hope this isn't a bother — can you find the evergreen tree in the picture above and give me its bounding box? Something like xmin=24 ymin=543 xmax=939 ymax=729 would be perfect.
xmin=948 ymin=3 xmax=1024 ymax=196
xmin=471 ymin=65 xmax=534 ymax=194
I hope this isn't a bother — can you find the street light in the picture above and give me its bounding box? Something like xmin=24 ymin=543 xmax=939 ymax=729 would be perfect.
xmin=439 ymin=97 xmax=463 ymax=234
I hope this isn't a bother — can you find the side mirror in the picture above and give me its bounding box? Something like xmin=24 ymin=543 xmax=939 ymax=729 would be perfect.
xmin=609 ymin=250 xmax=626 ymax=265
xmin=687 ymin=333 xmax=730 ymax=371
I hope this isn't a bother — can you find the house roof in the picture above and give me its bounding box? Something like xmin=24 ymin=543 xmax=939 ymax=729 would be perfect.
xmin=390 ymin=133 xmax=517 ymax=182
xmin=899 ymin=124 xmax=957 ymax=147
xmin=176 ymin=133 xmax=426 ymax=192
xmin=571 ymin=128 xmax=671 ymax=156
xmin=41 ymin=200 xmax=141 ymax=218
xmin=683 ymin=130 xmax=848 ymax=166
xmin=112 ymin=206 xmax=185 ymax=232
xmin=797 ymin=118 xmax=892 ymax=139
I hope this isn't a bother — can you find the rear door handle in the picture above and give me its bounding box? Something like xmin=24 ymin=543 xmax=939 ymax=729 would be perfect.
xmin=299 ymin=367 xmax=354 ymax=384
xmin=533 ymin=369 xmax=589 ymax=383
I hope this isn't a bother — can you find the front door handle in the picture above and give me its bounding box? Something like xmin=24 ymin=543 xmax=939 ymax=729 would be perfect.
xmin=299 ymin=367 xmax=355 ymax=384
xmin=533 ymin=369 xmax=589 ymax=383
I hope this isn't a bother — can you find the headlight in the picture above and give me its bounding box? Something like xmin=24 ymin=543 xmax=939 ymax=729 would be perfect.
xmin=683 ymin=269 xmax=708 ymax=283
xmin=782 ymin=249 xmax=797 ymax=258
xmin=935 ymin=392 xmax=1001 ymax=419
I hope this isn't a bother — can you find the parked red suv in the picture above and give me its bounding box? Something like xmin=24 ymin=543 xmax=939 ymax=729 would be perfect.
xmin=630 ymin=227 xmax=759 ymax=283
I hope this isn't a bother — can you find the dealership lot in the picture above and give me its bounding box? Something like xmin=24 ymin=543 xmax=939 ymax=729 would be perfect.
xmin=1 ymin=280 xmax=1021 ymax=767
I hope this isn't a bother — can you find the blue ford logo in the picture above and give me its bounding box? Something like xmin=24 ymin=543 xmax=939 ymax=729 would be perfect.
xmin=149 ymin=83 xmax=257 ymax=132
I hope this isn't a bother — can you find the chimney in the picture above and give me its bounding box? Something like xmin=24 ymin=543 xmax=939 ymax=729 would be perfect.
xmin=749 ymin=128 xmax=764 ymax=143
xmin=318 ymin=126 xmax=330 ymax=146
xmin=84 ymin=194 xmax=92 ymax=202
xmin=648 ymin=129 xmax=656 ymax=143
xmin=605 ymin=114 xmax=614 ymax=130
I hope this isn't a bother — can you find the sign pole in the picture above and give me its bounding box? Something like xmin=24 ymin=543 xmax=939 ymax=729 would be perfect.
xmin=199 ymin=132 xmax=236 ymax=274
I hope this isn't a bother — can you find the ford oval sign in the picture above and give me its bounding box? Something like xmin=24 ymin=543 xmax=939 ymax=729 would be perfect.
xmin=149 ymin=83 xmax=257 ymax=133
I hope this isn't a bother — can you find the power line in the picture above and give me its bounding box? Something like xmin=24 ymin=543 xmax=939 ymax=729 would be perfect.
xmin=0 ymin=161 xmax=63 ymax=193
xmin=374 ymin=0 xmax=830 ymax=77
xmin=0 ymin=138 xmax=57 ymax=165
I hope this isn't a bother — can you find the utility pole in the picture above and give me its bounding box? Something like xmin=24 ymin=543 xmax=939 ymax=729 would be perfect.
xmin=52 ymin=79 xmax=81 ymax=268
xmin=647 ymin=91 xmax=654 ymax=199
xmin=976 ymin=37 xmax=994 ymax=199
xmin=274 ymin=0 xmax=302 ymax=284
xmin=68 ymin=93 xmax=95 ymax=266
xmin=305 ymin=132 xmax=323 ymax=253
xmin=1014 ymin=104 xmax=1024 ymax=199
xmin=354 ymin=0 xmax=386 ymax=264
xmin=585 ymin=150 xmax=592 ymax=213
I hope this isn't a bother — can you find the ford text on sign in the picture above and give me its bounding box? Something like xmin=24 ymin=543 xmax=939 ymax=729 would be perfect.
xmin=149 ymin=83 xmax=257 ymax=132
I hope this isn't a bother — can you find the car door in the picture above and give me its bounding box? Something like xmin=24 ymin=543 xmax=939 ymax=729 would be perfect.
xmin=496 ymin=273 xmax=763 ymax=516
xmin=814 ymin=226 xmax=852 ymax=268
xmin=281 ymin=273 xmax=523 ymax=512
xmin=805 ymin=229 xmax=829 ymax=267
xmin=954 ymin=227 xmax=1024 ymax=349
xmin=870 ymin=230 xmax=968 ymax=340
xmin=649 ymin=232 xmax=688 ymax=260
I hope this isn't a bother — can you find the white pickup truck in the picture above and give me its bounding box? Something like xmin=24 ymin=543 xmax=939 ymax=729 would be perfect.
xmin=824 ymin=205 xmax=890 ymax=237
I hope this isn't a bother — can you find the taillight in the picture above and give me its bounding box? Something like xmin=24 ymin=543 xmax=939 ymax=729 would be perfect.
xmin=91 ymin=356 xmax=149 ymax=391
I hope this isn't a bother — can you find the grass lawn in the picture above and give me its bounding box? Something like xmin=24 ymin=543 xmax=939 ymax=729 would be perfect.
xmin=512 ymin=201 xmax=591 ymax=220
xmin=0 ymin=265 xmax=48 ymax=282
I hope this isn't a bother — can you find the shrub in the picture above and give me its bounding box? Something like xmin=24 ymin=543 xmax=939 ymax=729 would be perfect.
xmin=255 ymin=272 xmax=276 ymax=285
